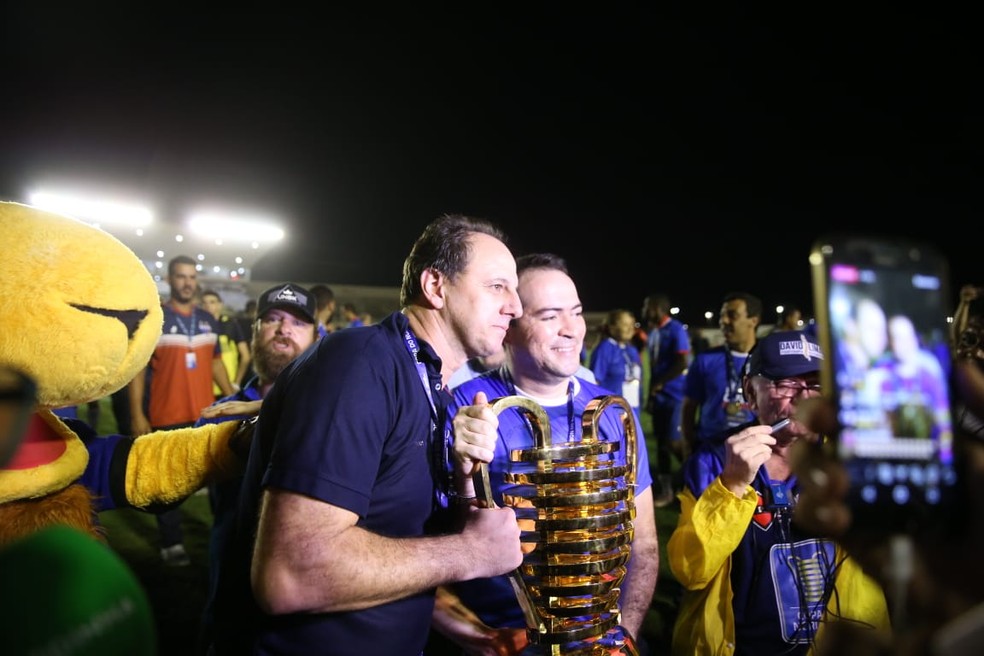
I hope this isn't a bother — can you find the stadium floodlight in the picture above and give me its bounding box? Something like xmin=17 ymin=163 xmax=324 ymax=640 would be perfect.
xmin=187 ymin=211 xmax=284 ymax=243
xmin=28 ymin=190 xmax=153 ymax=227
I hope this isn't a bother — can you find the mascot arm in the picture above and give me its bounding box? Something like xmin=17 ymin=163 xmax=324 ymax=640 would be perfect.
xmin=123 ymin=421 xmax=246 ymax=509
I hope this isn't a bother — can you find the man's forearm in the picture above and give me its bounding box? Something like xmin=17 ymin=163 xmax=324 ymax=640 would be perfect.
xmin=619 ymin=490 xmax=659 ymax=638
xmin=212 ymin=359 xmax=235 ymax=396
xmin=251 ymin=489 xmax=516 ymax=616
xmin=128 ymin=372 xmax=146 ymax=419
xmin=235 ymin=343 xmax=251 ymax=386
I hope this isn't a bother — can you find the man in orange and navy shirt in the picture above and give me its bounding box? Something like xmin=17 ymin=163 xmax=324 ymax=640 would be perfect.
xmin=127 ymin=254 xmax=235 ymax=566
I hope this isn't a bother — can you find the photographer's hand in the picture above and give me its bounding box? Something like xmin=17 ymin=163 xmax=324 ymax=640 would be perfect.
xmin=959 ymin=285 xmax=982 ymax=304
xmin=789 ymin=398 xmax=892 ymax=578
xmin=951 ymin=284 xmax=983 ymax=348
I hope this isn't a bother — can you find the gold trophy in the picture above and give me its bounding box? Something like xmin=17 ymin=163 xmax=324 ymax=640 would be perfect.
xmin=474 ymin=394 xmax=640 ymax=655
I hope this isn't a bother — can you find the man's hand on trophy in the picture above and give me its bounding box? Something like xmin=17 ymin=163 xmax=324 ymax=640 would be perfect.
xmin=459 ymin=502 xmax=524 ymax=577
xmin=452 ymin=391 xmax=501 ymax=494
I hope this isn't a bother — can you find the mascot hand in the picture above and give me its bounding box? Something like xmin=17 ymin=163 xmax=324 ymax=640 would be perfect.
xmin=125 ymin=421 xmax=244 ymax=508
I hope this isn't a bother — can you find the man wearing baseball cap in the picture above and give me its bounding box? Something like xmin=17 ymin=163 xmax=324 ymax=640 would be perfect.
xmin=194 ymin=281 xmax=320 ymax=652
xmin=667 ymin=330 xmax=890 ymax=655
xmin=256 ymin=282 xmax=318 ymax=325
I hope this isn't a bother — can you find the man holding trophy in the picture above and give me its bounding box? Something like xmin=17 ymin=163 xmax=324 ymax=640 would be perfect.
xmin=435 ymin=253 xmax=659 ymax=655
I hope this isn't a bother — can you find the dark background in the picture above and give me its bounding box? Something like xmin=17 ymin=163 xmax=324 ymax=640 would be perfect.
xmin=2 ymin=5 xmax=979 ymax=322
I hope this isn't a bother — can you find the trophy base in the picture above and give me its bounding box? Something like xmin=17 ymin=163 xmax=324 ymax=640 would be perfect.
xmin=529 ymin=625 xmax=639 ymax=655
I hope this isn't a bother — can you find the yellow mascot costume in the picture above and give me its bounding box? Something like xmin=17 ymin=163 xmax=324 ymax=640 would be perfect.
xmin=0 ymin=200 xmax=249 ymax=546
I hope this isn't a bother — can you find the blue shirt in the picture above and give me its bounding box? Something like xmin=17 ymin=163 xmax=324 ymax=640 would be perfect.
xmin=445 ymin=369 xmax=652 ymax=629
xmin=589 ymin=338 xmax=644 ymax=412
xmin=684 ymin=346 xmax=755 ymax=442
xmin=211 ymin=312 xmax=450 ymax=656
xmin=650 ymin=317 xmax=691 ymax=401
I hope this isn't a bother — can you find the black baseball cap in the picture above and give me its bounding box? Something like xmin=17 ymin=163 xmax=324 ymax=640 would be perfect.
xmin=256 ymin=283 xmax=316 ymax=324
xmin=746 ymin=330 xmax=824 ymax=380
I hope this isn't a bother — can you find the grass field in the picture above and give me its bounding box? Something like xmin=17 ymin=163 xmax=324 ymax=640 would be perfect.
xmin=90 ymin=367 xmax=684 ymax=655
xmin=100 ymin=494 xmax=214 ymax=655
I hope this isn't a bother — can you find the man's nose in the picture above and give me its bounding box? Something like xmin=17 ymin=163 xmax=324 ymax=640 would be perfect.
xmin=507 ymin=291 xmax=523 ymax=319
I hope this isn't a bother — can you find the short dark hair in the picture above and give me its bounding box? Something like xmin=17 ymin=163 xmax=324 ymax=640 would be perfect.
xmin=167 ymin=254 xmax=197 ymax=276
xmin=723 ymin=291 xmax=763 ymax=319
xmin=400 ymin=213 xmax=507 ymax=307
xmin=200 ymin=289 xmax=221 ymax=302
xmin=644 ymin=293 xmax=671 ymax=314
xmin=309 ymin=284 xmax=336 ymax=310
xmin=779 ymin=305 xmax=801 ymax=322
xmin=515 ymin=252 xmax=568 ymax=276
xmin=606 ymin=308 xmax=635 ymax=323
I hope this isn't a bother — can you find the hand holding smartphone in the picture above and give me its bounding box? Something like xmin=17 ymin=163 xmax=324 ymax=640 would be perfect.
xmin=810 ymin=234 xmax=957 ymax=533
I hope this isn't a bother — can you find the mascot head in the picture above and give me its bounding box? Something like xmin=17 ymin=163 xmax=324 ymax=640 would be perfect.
xmin=0 ymin=201 xmax=164 ymax=502
xmin=0 ymin=202 xmax=163 ymax=407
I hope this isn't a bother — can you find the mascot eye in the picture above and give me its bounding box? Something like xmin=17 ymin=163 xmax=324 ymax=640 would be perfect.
xmin=71 ymin=305 xmax=149 ymax=340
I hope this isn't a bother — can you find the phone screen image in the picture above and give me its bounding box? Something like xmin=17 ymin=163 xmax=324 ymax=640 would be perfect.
xmin=811 ymin=236 xmax=957 ymax=527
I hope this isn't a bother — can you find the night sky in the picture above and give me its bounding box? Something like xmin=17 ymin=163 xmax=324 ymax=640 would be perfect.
xmin=1 ymin=6 xmax=979 ymax=324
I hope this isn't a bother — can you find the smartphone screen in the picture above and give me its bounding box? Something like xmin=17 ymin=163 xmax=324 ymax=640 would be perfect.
xmin=810 ymin=235 xmax=957 ymax=530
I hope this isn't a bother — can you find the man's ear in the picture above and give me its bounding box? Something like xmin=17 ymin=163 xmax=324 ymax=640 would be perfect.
xmin=419 ymin=267 xmax=447 ymax=309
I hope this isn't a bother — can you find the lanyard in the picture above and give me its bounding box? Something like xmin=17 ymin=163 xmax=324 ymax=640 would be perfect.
xmin=402 ymin=329 xmax=438 ymax=421
xmin=757 ymin=468 xmax=797 ymax=509
xmin=170 ymin=304 xmax=197 ymax=343
xmin=403 ymin=328 xmax=451 ymax=509
xmin=724 ymin=349 xmax=743 ymax=400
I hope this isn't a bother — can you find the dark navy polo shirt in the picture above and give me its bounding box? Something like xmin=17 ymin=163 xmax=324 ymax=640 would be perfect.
xmin=211 ymin=311 xmax=446 ymax=656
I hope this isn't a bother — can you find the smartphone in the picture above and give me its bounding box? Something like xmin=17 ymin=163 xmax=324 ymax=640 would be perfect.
xmin=810 ymin=234 xmax=958 ymax=532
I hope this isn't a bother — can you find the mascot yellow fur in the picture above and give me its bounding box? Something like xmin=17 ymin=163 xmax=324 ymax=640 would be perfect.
xmin=0 ymin=201 xmax=247 ymax=546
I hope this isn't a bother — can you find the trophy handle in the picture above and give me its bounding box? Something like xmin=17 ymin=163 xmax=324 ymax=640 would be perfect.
xmin=472 ymin=395 xmax=553 ymax=508
xmin=582 ymin=395 xmax=636 ymax=488
xmin=471 ymin=396 xmax=553 ymax=637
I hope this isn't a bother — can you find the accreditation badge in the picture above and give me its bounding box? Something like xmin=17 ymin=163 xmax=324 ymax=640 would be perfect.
xmin=724 ymin=399 xmax=750 ymax=427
